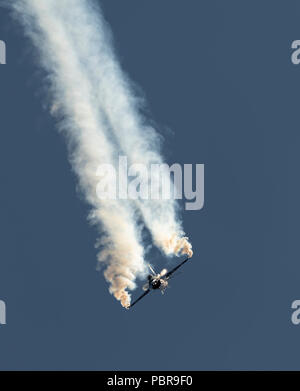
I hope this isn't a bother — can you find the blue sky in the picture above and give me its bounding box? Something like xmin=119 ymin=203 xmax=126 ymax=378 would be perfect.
xmin=0 ymin=0 xmax=300 ymax=370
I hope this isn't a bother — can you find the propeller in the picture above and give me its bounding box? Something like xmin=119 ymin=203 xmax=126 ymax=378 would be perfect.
xmin=159 ymin=268 xmax=167 ymax=277
xmin=148 ymin=264 xmax=168 ymax=279
xmin=148 ymin=264 xmax=156 ymax=276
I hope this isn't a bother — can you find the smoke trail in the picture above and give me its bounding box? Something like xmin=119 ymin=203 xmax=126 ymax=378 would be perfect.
xmin=51 ymin=0 xmax=193 ymax=258
xmin=10 ymin=0 xmax=192 ymax=306
xmin=10 ymin=0 xmax=147 ymax=307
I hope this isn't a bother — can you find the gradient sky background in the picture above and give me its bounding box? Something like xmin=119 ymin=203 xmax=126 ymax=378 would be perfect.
xmin=1 ymin=0 xmax=300 ymax=370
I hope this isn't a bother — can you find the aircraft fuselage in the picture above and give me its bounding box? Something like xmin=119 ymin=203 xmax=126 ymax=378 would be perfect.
xmin=148 ymin=275 xmax=162 ymax=290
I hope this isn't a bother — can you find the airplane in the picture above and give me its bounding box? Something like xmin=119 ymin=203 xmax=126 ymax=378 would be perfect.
xmin=127 ymin=256 xmax=191 ymax=309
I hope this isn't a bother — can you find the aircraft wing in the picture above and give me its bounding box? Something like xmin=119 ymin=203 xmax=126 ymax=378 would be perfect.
xmin=165 ymin=257 xmax=190 ymax=279
xmin=129 ymin=289 xmax=151 ymax=308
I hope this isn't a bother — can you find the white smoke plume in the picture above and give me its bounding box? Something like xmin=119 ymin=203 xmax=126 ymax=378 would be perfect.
xmin=10 ymin=0 xmax=192 ymax=307
xmin=57 ymin=0 xmax=193 ymax=259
